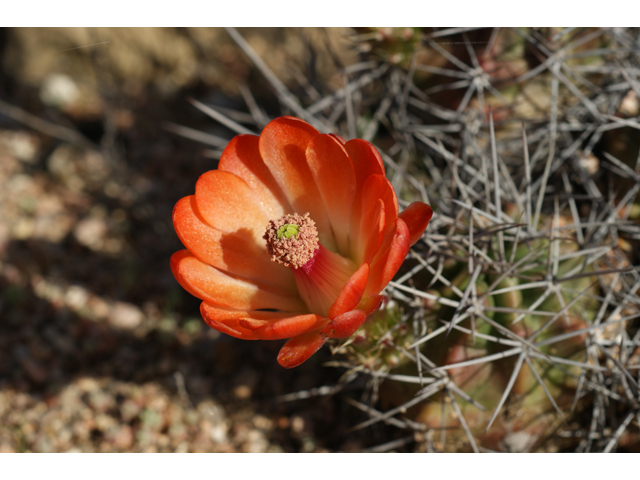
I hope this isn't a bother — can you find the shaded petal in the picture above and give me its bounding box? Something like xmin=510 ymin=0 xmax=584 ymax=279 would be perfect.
xmin=173 ymin=196 xmax=296 ymax=292
xmin=328 ymin=262 xmax=369 ymax=319
xmin=320 ymin=309 xmax=367 ymax=339
xmin=200 ymin=302 xmax=256 ymax=340
xmin=365 ymin=218 xmax=410 ymax=296
xmin=363 ymin=174 xmax=399 ymax=233
xmin=251 ymin=314 xmax=327 ymax=340
xmin=292 ymin=244 xmax=357 ymax=317
xmin=237 ymin=318 xmax=272 ymax=330
xmin=358 ymin=295 xmax=384 ymax=315
xmin=258 ymin=116 xmax=336 ymax=250
xmin=306 ymin=134 xmax=356 ymax=255
xmin=345 ymin=140 xmax=386 ymax=260
xmin=201 ymin=301 xmax=301 ymax=321
xmin=399 ymin=202 xmax=433 ymax=246
xmin=171 ymin=250 xmax=306 ymax=312
xmin=218 ymin=134 xmax=291 ymax=219
xmin=195 ymin=170 xmax=269 ymax=245
xmin=328 ymin=133 xmax=346 ymax=145
xmin=358 ymin=198 xmax=385 ymax=265
xmin=277 ymin=330 xmax=328 ymax=369
xmin=344 ymin=138 xmax=385 ymax=192
xmin=351 ymin=174 xmax=398 ymax=261
xmin=199 ymin=303 xmax=325 ymax=341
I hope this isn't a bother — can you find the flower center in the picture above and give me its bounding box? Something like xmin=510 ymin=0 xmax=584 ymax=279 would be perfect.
xmin=263 ymin=213 xmax=319 ymax=269
xmin=264 ymin=212 xmax=356 ymax=316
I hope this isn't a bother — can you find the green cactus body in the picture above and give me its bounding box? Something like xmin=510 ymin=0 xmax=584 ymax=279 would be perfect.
xmin=342 ymin=207 xmax=624 ymax=451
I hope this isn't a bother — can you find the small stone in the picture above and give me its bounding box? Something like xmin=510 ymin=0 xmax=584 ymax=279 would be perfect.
xmin=148 ymin=395 xmax=169 ymax=412
xmin=578 ymin=153 xmax=599 ymax=176
xmin=72 ymin=421 xmax=91 ymax=442
xmin=22 ymin=422 xmax=36 ymax=437
xmin=618 ymin=89 xmax=639 ymax=116
xmin=58 ymin=427 xmax=73 ymax=446
xmin=34 ymin=436 xmax=55 ymax=453
xmin=108 ymin=302 xmax=144 ymax=330
xmin=87 ymin=296 xmax=110 ymax=321
xmin=243 ymin=429 xmax=269 ymax=453
xmin=300 ymin=436 xmax=320 ymax=452
xmin=253 ymin=415 xmax=273 ymax=431
xmin=77 ymin=377 xmax=100 ymax=392
xmin=291 ymin=416 xmax=305 ymax=434
xmin=12 ymin=218 xmax=34 ymax=240
xmin=175 ymin=442 xmax=189 ymax=453
xmin=1 ymin=131 xmax=39 ymax=164
xmin=104 ymin=181 xmax=121 ymax=198
xmin=74 ymin=217 xmax=107 ymax=250
xmin=233 ymin=385 xmax=252 ymax=400
xmin=276 ymin=417 xmax=290 ymax=429
xmin=40 ymin=73 xmax=79 ymax=109
xmin=140 ymin=408 xmax=164 ymax=431
xmin=158 ymin=434 xmax=171 ymax=449
xmin=95 ymin=414 xmax=117 ymax=432
xmin=210 ymin=422 xmax=228 ymax=444
xmin=88 ymin=391 xmax=115 ymax=413
xmin=502 ymin=431 xmax=536 ymax=453
xmin=65 ymin=286 xmax=90 ymax=310
xmin=231 ymin=423 xmax=249 ymax=444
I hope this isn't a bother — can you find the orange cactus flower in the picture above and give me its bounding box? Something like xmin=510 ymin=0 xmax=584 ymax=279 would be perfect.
xmin=170 ymin=116 xmax=432 ymax=368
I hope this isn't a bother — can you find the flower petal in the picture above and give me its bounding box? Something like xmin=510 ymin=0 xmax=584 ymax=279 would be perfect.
xmin=200 ymin=301 xmax=300 ymax=322
xmin=277 ymin=330 xmax=328 ymax=369
xmin=258 ymin=116 xmax=336 ymax=250
xmin=306 ymin=134 xmax=356 ymax=255
xmin=237 ymin=318 xmax=272 ymax=330
xmin=328 ymin=262 xmax=370 ymax=319
xmin=365 ymin=218 xmax=410 ymax=296
xmin=351 ymin=174 xmax=398 ymax=262
xmin=251 ymin=314 xmax=327 ymax=340
xmin=292 ymin=244 xmax=357 ymax=317
xmin=328 ymin=133 xmax=346 ymax=145
xmin=344 ymin=138 xmax=386 ymax=191
xmin=171 ymin=250 xmax=306 ymax=312
xmin=399 ymin=202 xmax=433 ymax=246
xmin=218 ymin=134 xmax=291 ymax=219
xmin=320 ymin=309 xmax=367 ymax=339
xmin=195 ymin=170 xmax=269 ymax=245
xmin=345 ymin=140 xmax=386 ymax=259
xmin=200 ymin=302 xmax=256 ymax=340
xmin=358 ymin=295 xmax=384 ymax=315
xmin=173 ymin=196 xmax=296 ymax=292
xmin=363 ymin=174 xmax=399 ymax=233
xmin=358 ymin=198 xmax=386 ymax=265
xmin=199 ymin=303 xmax=326 ymax=340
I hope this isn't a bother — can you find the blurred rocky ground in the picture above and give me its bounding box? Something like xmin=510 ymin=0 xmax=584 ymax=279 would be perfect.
xmin=0 ymin=27 xmax=393 ymax=452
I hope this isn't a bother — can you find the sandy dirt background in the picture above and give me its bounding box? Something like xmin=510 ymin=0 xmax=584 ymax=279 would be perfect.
xmin=0 ymin=27 xmax=390 ymax=453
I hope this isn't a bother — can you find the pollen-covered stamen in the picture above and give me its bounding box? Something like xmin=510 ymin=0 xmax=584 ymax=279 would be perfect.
xmin=265 ymin=212 xmax=358 ymax=316
xmin=264 ymin=213 xmax=319 ymax=269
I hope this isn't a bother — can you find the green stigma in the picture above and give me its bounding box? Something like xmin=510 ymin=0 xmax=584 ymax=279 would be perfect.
xmin=276 ymin=224 xmax=299 ymax=239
